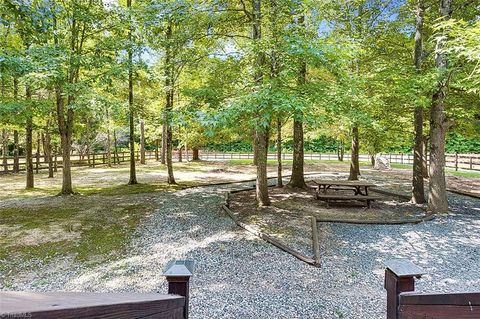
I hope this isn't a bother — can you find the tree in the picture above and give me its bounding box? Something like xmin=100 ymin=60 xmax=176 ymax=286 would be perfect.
xmin=428 ymin=0 xmax=451 ymax=213
xmin=412 ymin=0 xmax=426 ymax=204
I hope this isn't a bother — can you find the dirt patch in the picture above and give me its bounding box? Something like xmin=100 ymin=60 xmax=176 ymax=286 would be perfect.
xmin=228 ymin=178 xmax=428 ymax=256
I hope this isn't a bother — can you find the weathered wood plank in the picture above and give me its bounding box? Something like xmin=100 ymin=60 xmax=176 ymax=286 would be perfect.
xmin=399 ymin=304 xmax=480 ymax=319
xmin=400 ymin=292 xmax=480 ymax=305
xmin=0 ymin=291 xmax=184 ymax=319
xmin=315 ymin=194 xmax=381 ymax=200
xmin=385 ymin=260 xmax=425 ymax=278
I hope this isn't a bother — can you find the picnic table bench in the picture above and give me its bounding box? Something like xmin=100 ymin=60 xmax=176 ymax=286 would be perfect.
xmin=311 ymin=180 xmax=381 ymax=208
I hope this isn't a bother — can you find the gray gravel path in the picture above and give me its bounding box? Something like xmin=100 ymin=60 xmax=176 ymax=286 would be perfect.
xmin=3 ymin=182 xmax=480 ymax=318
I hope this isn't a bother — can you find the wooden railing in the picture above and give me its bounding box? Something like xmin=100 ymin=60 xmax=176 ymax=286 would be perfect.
xmin=0 ymin=150 xmax=189 ymax=174
xmin=1 ymin=149 xmax=479 ymax=174
xmin=385 ymin=259 xmax=480 ymax=319
xmin=199 ymin=151 xmax=480 ymax=171
xmin=0 ymin=260 xmax=194 ymax=319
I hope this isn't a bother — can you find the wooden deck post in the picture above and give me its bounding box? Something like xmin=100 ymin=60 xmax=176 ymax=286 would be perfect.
xmin=163 ymin=260 xmax=194 ymax=319
xmin=384 ymin=260 xmax=425 ymax=319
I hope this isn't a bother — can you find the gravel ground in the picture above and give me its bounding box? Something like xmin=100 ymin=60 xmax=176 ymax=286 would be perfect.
xmin=2 ymin=181 xmax=480 ymax=318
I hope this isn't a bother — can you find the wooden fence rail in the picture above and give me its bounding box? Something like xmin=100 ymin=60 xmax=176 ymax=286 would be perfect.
xmin=384 ymin=259 xmax=480 ymax=319
xmin=1 ymin=150 xmax=479 ymax=174
xmin=0 ymin=260 xmax=194 ymax=319
xmin=0 ymin=150 xmax=189 ymax=174
xmin=198 ymin=151 xmax=480 ymax=171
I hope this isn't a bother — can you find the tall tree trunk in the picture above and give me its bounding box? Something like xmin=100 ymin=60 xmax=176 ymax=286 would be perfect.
xmin=13 ymin=130 xmax=19 ymax=173
xmin=113 ymin=130 xmax=119 ymax=165
xmin=276 ymin=117 xmax=282 ymax=187
xmin=427 ymin=0 xmax=451 ymax=213
xmin=165 ymin=21 xmax=176 ymax=184
xmin=56 ymin=86 xmax=74 ymax=194
xmin=140 ymin=119 xmax=146 ymax=164
xmin=36 ymin=133 xmax=41 ymax=174
xmin=106 ymin=108 xmax=112 ymax=168
xmin=348 ymin=125 xmax=360 ymax=180
xmin=155 ymin=138 xmax=159 ymax=161
xmin=422 ymin=136 xmax=429 ymax=178
xmin=161 ymin=123 xmax=166 ymax=164
xmin=127 ymin=0 xmax=137 ymax=185
xmin=54 ymin=146 xmax=58 ymax=172
xmin=337 ymin=141 xmax=345 ymax=161
xmin=288 ymin=14 xmax=306 ymax=189
xmin=2 ymin=129 xmax=8 ymax=173
xmin=178 ymin=146 xmax=183 ymax=162
xmin=252 ymin=130 xmax=258 ymax=166
xmin=45 ymin=128 xmax=54 ymax=178
xmin=13 ymin=78 xmax=19 ymax=173
xmin=252 ymin=0 xmax=269 ymax=206
xmin=412 ymin=0 xmax=426 ymax=204
xmin=192 ymin=147 xmax=199 ymax=161
xmin=26 ymin=86 xmax=34 ymax=189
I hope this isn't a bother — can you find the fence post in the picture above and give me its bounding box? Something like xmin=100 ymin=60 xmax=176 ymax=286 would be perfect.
xmin=92 ymin=153 xmax=95 ymax=168
xmin=384 ymin=260 xmax=424 ymax=319
xmin=163 ymin=260 xmax=194 ymax=319
xmin=470 ymin=156 xmax=473 ymax=170
xmin=455 ymin=153 xmax=458 ymax=171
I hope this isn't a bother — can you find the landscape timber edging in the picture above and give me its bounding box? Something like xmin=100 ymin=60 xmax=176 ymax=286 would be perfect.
xmin=222 ymin=190 xmax=320 ymax=267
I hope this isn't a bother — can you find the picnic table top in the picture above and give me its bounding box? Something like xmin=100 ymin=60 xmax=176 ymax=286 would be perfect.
xmin=313 ymin=180 xmax=376 ymax=187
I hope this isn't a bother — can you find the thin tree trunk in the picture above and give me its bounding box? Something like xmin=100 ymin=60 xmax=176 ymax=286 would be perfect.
xmin=178 ymin=146 xmax=183 ymax=162
xmin=422 ymin=136 xmax=429 ymax=178
xmin=288 ymin=14 xmax=307 ymax=189
xmin=45 ymin=128 xmax=54 ymax=178
xmin=54 ymin=146 xmax=58 ymax=172
xmin=56 ymin=86 xmax=74 ymax=195
xmin=106 ymin=108 xmax=112 ymax=168
xmin=26 ymin=85 xmax=34 ymax=189
xmin=412 ymin=0 xmax=426 ymax=204
xmin=192 ymin=148 xmax=199 ymax=160
xmin=276 ymin=117 xmax=282 ymax=187
xmin=348 ymin=125 xmax=360 ymax=180
xmin=427 ymin=0 xmax=451 ymax=213
xmin=35 ymin=133 xmax=40 ymax=174
xmin=165 ymin=21 xmax=176 ymax=184
xmin=337 ymin=141 xmax=345 ymax=161
xmin=127 ymin=0 xmax=137 ymax=185
xmin=13 ymin=79 xmax=19 ymax=173
xmin=161 ymin=123 xmax=166 ymax=164
xmin=2 ymin=129 xmax=8 ymax=173
xmin=253 ymin=0 xmax=269 ymax=206
xmin=252 ymin=130 xmax=258 ymax=166
xmin=155 ymin=138 xmax=159 ymax=161
xmin=113 ymin=130 xmax=119 ymax=165
xmin=13 ymin=130 xmax=19 ymax=173
xmin=140 ymin=119 xmax=146 ymax=164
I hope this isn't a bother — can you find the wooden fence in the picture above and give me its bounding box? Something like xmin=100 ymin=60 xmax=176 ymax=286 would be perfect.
xmin=1 ymin=149 xmax=479 ymax=174
xmin=0 ymin=260 xmax=193 ymax=319
xmin=0 ymin=150 xmax=188 ymax=174
xmin=385 ymin=259 xmax=480 ymax=319
xmin=199 ymin=151 xmax=480 ymax=171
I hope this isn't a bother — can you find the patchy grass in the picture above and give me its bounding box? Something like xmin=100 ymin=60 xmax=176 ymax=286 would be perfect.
xmin=390 ymin=163 xmax=413 ymax=169
xmin=446 ymin=169 xmax=480 ymax=178
xmin=0 ymin=192 xmax=157 ymax=279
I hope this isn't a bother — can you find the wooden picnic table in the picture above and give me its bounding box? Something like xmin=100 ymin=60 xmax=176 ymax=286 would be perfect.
xmin=311 ymin=179 xmax=380 ymax=208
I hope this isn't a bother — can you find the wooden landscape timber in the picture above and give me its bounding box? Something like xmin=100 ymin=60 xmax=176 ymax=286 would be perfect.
xmin=222 ymin=190 xmax=318 ymax=266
